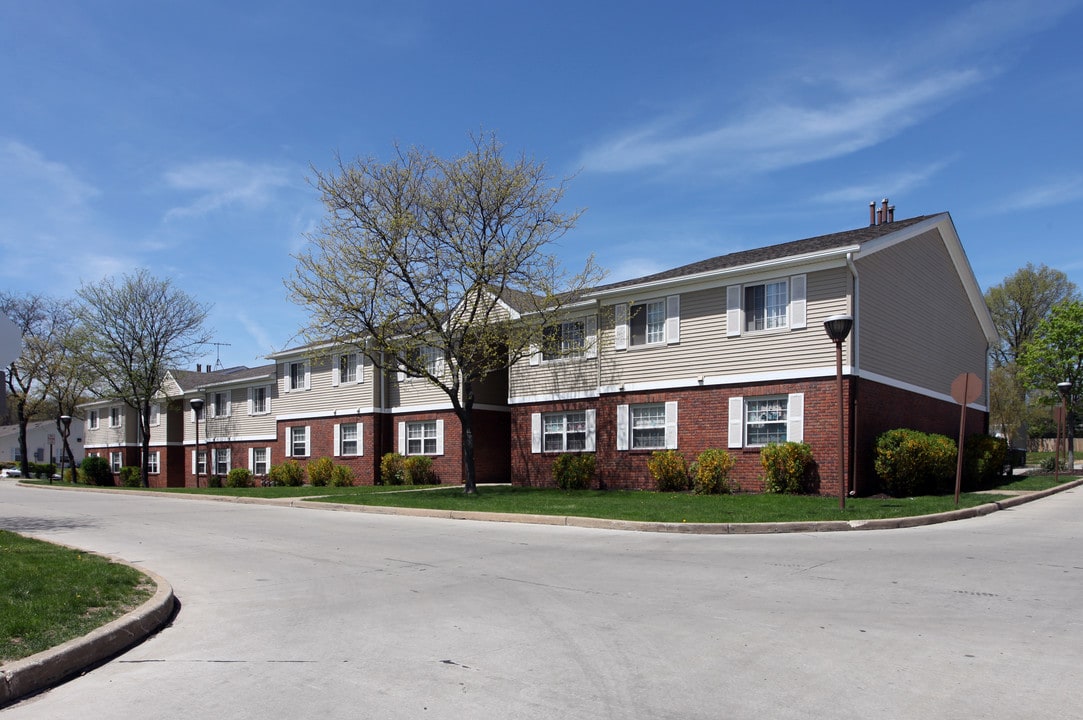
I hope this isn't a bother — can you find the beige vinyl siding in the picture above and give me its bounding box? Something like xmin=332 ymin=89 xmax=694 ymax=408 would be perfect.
xmin=856 ymin=228 xmax=988 ymax=401
xmin=595 ymin=269 xmax=851 ymax=388
xmin=510 ymin=354 xmax=599 ymax=398
xmin=276 ymin=356 xmax=379 ymax=416
xmin=391 ymin=372 xmax=454 ymax=407
xmin=84 ymin=403 xmax=137 ymax=446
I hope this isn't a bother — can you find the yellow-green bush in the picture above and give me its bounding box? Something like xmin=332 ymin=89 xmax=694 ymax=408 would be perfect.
xmin=647 ymin=450 xmax=690 ymax=492
xmin=552 ymin=453 xmax=595 ymax=490
xmin=403 ymin=455 xmax=438 ymax=485
xmin=874 ymin=429 xmax=956 ymax=496
xmin=268 ymin=459 xmax=305 ymax=487
xmin=330 ymin=464 xmax=354 ymax=487
xmin=761 ymin=442 xmax=814 ymax=494
xmin=307 ymin=457 xmax=334 ymax=487
xmin=691 ymin=449 xmax=736 ymax=494
xmin=380 ymin=452 xmax=406 ymax=485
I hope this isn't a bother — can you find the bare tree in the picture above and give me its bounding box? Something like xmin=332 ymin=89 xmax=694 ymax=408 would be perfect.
xmin=76 ymin=270 xmax=212 ymax=487
xmin=288 ymin=133 xmax=604 ymax=493
xmin=1 ymin=293 xmax=70 ymax=476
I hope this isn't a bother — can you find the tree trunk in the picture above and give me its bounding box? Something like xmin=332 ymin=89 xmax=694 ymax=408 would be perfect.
xmin=461 ymin=408 xmax=477 ymax=494
xmin=16 ymin=396 xmax=30 ymax=478
xmin=140 ymin=403 xmax=151 ymax=488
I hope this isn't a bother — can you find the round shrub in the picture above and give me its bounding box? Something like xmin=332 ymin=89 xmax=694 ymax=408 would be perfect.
xmin=380 ymin=452 xmax=406 ymax=485
xmin=80 ymin=456 xmax=113 ymax=486
xmin=268 ymin=459 xmax=305 ymax=487
xmin=307 ymin=457 xmax=334 ymax=487
xmin=119 ymin=466 xmax=142 ymax=488
xmin=403 ymin=455 xmax=438 ymax=485
xmin=226 ymin=467 xmax=254 ymax=488
xmin=552 ymin=453 xmax=595 ymax=490
xmin=691 ymin=449 xmax=735 ymax=494
xmin=874 ymin=429 xmax=956 ymax=496
xmin=963 ymin=434 xmax=1008 ymax=490
xmin=330 ymin=464 xmax=354 ymax=487
xmin=761 ymin=442 xmax=815 ymax=494
xmin=647 ymin=450 xmax=690 ymax=492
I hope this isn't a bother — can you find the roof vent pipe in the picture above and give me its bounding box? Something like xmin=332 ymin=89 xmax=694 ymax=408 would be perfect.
xmin=881 ymin=198 xmax=889 ymax=223
xmin=869 ymin=201 xmax=876 ymax=226
xmin=888 ymin=205 xmax=895 ymax=223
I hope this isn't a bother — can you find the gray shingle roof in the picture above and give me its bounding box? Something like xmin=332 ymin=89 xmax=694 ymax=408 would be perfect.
xmin=170 ymin=363 xmax=277 ymax=392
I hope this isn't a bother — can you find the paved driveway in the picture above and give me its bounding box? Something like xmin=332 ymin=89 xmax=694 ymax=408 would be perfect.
xmin=1 ymin=481 xmax=1081 ymax=719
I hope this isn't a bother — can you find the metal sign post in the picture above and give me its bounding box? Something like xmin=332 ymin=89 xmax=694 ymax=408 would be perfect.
xmin=952 ymin=372 xmax=983 ymax=507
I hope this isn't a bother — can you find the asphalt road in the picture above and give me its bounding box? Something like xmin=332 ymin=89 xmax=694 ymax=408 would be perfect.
xmin=1 ymin=481 xmax=1080 ymax=720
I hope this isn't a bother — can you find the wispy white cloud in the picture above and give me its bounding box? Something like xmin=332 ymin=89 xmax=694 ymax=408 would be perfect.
xmin=812 ymin=159 xmax=957 ymax=205
xmin=998 ymin=175 xmax=1083 ymax=211
xmin=163 ymin=160 xmax=293 ymax=220
xmin=0 ymin=139 xmax=99 ymax=208
xmin=579 ymin=0 xmax=1078 ymax=178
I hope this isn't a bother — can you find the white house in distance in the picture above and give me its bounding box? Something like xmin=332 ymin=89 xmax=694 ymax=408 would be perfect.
xmin=0 ymin=419 xmax=85 ymax=466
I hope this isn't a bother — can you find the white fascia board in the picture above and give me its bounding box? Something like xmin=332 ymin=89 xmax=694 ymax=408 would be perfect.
xmin=276 ymin=407 xmax=379 ymax=421
xmin=508 ymin=389 xmax=601 ymax=405
xmin=860 ymin=369 xmax=989 ymax=411
xmin=202 ymin=434 xmax=279 ymax=444
xmin=191 ymin=372 xmax=276 ymax=392
xmin=588 ymin=247 xmax=858 ymax=304
xmin=515 ymin=297 xmax=599 ymax=319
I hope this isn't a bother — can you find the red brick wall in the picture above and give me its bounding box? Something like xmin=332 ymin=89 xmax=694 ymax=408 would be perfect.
xmin=513 ymin=379 xmax=852 ymax=494
xmin=276 ymin=414 xmax=383 ymax=485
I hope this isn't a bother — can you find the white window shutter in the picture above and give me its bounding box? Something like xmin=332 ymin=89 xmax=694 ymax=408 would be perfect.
xmin=248 ymin=447 xmax=254 ymax=470
xmin=247 ymin=388 xmax=253 ymax=415
xmin=333 ymin=424 xmax=341 ymax=457
xmin=666 ymin=295 xmax=680 ymax=344
xmin=191 ymin=450 xmax=196 ymax=472
xmin=398 ymin=422 xmax=406 ymax=454
xmin=790 ymin=274 xmax=807 ymax=330
xmin=787 ymin=393 xmax=804 ymax=442
xmin=304 ymin=427 xmax=311 ymax=456
xmin=332 ymin=359 xmax=340 ymax=387
xmin=529 ymin=344 xmax=541 ymax=366
xmin=728 ymin=397 xmax=744 ymax=448
xmin=531 ymin=413 xmax=542 ymax=453
xmin=584 ymin=315 xmax=598 ymax=359
xmin=357 ymin=356 xmax=364 ymax=384
xmin=585 ymin=408 xmax=597 ymax=451
xmin=304 ymin=363 xmax=311 ymax=390
xmin=435 ymin=419 xmax=445 ymax=455
xmin=266 ymin=447 xmax=272 ymax=466
xmin=614 ymin=303 xmax=629 ymax=351
xmin=281 ymin=363 xmax=290 ymax=393
xmin=225 ymin=394 xmax=232 ymax=417
xmin=616 ymin=404 xmax=629 ymax=451
xmin=265 ymin=390 xmax=272 ymax=414
xmin=358 ymin=422 xmax=364 ymax=456
xmin=285 ymin=427 xmax=293 ymax=457
xmin=727 ymin=286 xmax=742 ymax=337
xmin=664 ymin=401 xmax=678 ymax=449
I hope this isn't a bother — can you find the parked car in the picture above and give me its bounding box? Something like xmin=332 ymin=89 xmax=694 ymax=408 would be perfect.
xmin=0 ymin=468 xmax=22 ymax=478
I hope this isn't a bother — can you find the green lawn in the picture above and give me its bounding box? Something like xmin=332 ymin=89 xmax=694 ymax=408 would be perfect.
xmin=0 ymin=530 xmax=153 ymax=663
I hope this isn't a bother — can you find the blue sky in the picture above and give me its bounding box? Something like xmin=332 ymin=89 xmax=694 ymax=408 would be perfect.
xmin=2 ymin=0 xmax=1082 ymax=370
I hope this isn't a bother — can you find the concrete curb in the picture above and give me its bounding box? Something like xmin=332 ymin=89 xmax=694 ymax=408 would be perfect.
xmin=0 ymin=554 xmax=175 ymax=708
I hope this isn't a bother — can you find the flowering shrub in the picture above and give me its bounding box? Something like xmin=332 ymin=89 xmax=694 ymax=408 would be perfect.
xmin=403 ymin=455 xmax=439 ymax=485
xmin=380 ymin=452 xmax=406 ymax=485
xmin=330 ymin=464 xmax=354 ymax=487
xmin=647 ymin=450 xmax=690 ymax=492
xmin=552 ymin=453 xmax=595 ymax=490
xmin=874 ymin=429 xmax=956 ymax=496
xmin=226 ymin=467 xmax=254 ymax=488
xmin=691 ymin=449 xmax=736 ymax=494
xmin=268 ymin=459 xmax=305 ymax=487
xmin=761 ymin=442 xmax=814 ymax=494
xmin=307 ymin=457 xmax=334 ymax=487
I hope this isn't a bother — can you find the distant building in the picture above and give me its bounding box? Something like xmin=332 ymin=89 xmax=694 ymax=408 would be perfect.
xmin=0 ymin=419 xmax=85 ymax=466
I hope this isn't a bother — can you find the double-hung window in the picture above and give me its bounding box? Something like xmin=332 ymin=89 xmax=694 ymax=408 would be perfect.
xmin=744 ymin=281 xmax=788 ymax=332
xmin=109 ymin=407 xmax=122 ymax=428
xmin=109 ymin=451 xmax=122 ymax=473
xmin=728 ymin=394 xmax=804 ymax=448
xmin=213 ymin=391 xmax=231 ymax=418
xmin=150 ymin=404 xmax=160 ymax=426
xmin=214 ymin=448 xmax=231 ymax=475
xmin=289 ymin=426 xmax=310 ymax=457
xmin=194 ymin=450 xmax=207 ymax=475
xmin=339 ymin=353 xmax=358 ymax=384
xmin=250 ymin=447 xmax=269 ymax=475
xmin=249 ymin=386 xmax=269 ymax=415
xmin=727 ymin=275 xmax=806 ymax=337
xmin=407 ymin=421 xmax=437 ymax=455
xmin=287 ymin=361 xmax=309 ymax=392
xmin=543 ymin=321 xmax=585 ymax=361
xmin=631 ymin=300 xmax=666 ymax=346
xmin=544 ymin=411 xmax=587 ymax=451
xmin=631 ymin=404 xmax=667 ymax=449
xmin=148 ymin=451 xmax=160 ymax=474
xmin=88 ymin=410 xmax=99 ymax=430
xmin=338 ymin=423 xmax=359 ymax=456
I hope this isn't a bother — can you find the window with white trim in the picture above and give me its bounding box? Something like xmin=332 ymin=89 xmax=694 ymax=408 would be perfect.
xmin=250 ymin=447 xmax=270 ymax=475
xmin=214 ymin=448 xmax=231 ymax=475
xmin=632 ymin=404 xmax=667 ymax=449
xmin=249 ymin=385 xmax=269 ymax=415
xmin=194 ymin=450 xmax=207 ymax=475
xmin=614 ymin=296 xmax=679 ymax=350
xmin=543 ymin=321 xmax=585 ymax=361
xmin=407 ymin=421 xmax=438 ymax=455
xmin=148 ymin=451 xmax=160 ymax=474
xmin=212 ymin=391 xmax=231 ymax=418
xmin=109 ymin=406 xmax=122 ymax=428
xmin=339 ymin=353 xmax=359 ymax=384
xmin=150 ymin=404 xmax=160 ymax=427
xmin=287 ymin=361 xmax=309 ymax=392
xmin=728 ymin=394 xmax=805 ymax=448
xmin=339 ymin=423 xmax=360 ymax=456
xmin=545 ymin=411 xmax=587 ymax=451
xmin=745 ymin=281 xmax=788 ymax=332
xmin=289 ymin=426 xmax=309 ymax=457
xmin=88 ymin=410 xmax=99 ymax=430
xmin=631 ymin=299 xmax=666 ymax=345
xmin=727 ymin=275 xmax=806 ymax=337
xmin=109 ymin=451 xmax=122 ymax=473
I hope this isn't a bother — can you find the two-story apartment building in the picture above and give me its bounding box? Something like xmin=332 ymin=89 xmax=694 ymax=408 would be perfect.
xmin=82 ymin=207 xmax=995 ymax=496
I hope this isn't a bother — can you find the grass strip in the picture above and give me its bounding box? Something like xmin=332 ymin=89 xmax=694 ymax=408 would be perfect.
xmin=0 ymin=531 xmax=153 ymax=663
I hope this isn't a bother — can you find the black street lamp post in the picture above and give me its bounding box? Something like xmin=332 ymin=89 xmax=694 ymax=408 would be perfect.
xmin=59 ymin=415 xmax=72 ymax=483
xmin=824 ymin=315 xmax=854 ymax=510
xmin=1057 ymin=380 xmax=1072 ymax=483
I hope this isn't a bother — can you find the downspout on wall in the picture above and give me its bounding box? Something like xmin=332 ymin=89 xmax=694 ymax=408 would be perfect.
xmin=846 ymin=252 xmax=860 ymax=496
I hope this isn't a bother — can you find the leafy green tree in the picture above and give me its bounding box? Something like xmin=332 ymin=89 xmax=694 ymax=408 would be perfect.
xmin=76 ymin=270 xmax=211 ymax=487
xmin=1018 ymin=300 xmax=1083 ymax=467
xmin=288 ymin=133 xmax=603 ymax=493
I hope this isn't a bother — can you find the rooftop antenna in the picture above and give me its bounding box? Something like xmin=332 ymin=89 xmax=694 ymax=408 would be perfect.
xmin=211 ymin=342 xmax=232 ymax=370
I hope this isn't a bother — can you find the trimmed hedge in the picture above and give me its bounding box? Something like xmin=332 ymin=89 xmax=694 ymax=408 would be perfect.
xmin=874 ymin=429 xmax=956 ymax=496
xmin=691 ymin=449 xmax=736 ymax=495
xmin=552 ymin=453 xmax=595 ymax=490
xmin=761 ymin=442 xmax=815 ymax=494
xmin=647 ymin=450 xmax=690 ymax=492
